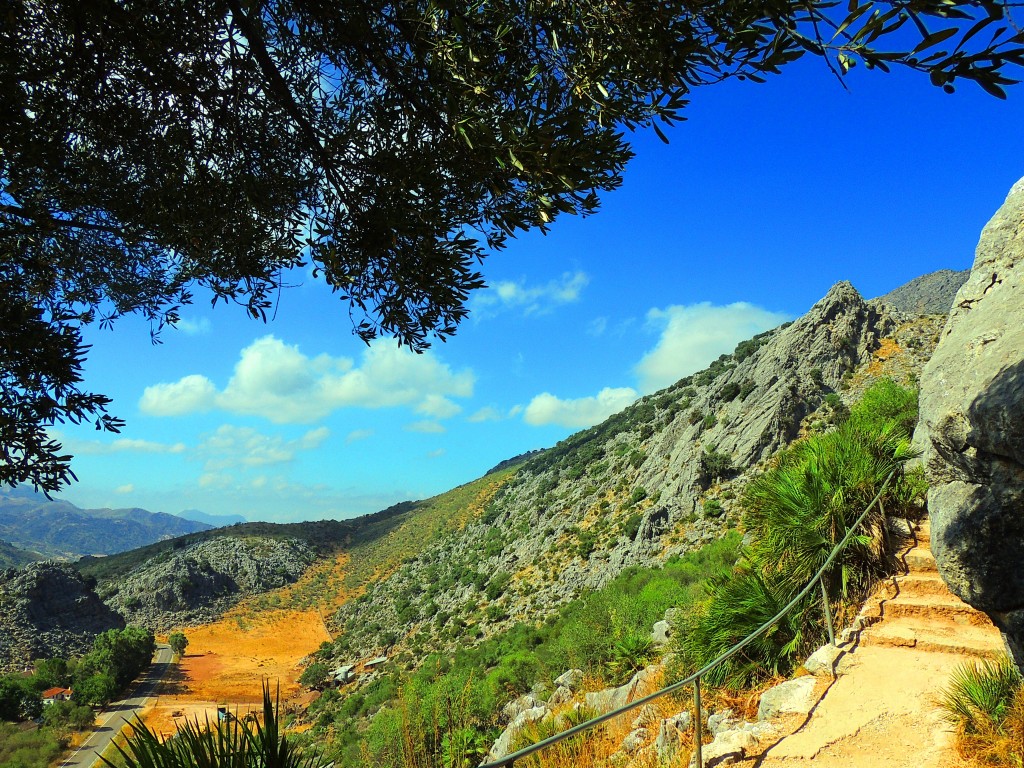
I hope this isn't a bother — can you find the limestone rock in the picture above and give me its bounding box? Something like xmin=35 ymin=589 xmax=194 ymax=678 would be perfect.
xmin=548 ymin=686 xmax=573 ymax=706
xmin=584 ymin=665 xmax=659 ymax=714
xmin=656 ymin=711 xmax=692 ymax=761
xmin=694 ymin=729 xmax=759 ymax=768
xmin=621 ymin=728 xmax=648 ymax=754
xmin=916 ymin=177 xmax=1024 ymax=665
xmin=502 ymin=693 xmax=545 ymax=723
xmin=803 ymin=643 xmax=846 ymax=677
xmin=554 ymin=668 xmax=584 ymax=690
xmin=707 ymin=708 xmax=740 ymax=737
xmin=757 ymin=676 xmax=817 ymax=721
xmin=652 ymin=620 xmax=672 ymax=646
xmin=485 ymin=705 xmax=550 ymax=762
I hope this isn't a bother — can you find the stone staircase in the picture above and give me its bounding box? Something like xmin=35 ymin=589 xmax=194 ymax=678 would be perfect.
xmin=857 ymin=518 xmax=1004 ymax=659
xmin=746 ymin=518 xmax=1007 ymax=768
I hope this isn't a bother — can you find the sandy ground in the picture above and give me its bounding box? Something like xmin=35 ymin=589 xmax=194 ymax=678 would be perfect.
xmin=142 ymin=608 xmax=331 ymax=737
xmin=739 ymin=645 xmax=974 ymax=768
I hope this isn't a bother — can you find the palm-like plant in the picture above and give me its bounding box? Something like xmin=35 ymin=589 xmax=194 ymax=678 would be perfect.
xmin=104 ymin=683 xmax=325 ymax=768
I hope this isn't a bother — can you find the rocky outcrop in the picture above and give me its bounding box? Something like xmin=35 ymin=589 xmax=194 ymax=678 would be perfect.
xmin=917 ymin=177 xmax=1024 ymax=666
xmin=102 ymin=536 xmax=316 ymax=631
xmin=0 ymin=562 xmax=125 ymax=672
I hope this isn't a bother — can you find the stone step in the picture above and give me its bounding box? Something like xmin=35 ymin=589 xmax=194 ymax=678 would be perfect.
xmin=881 ymin=594 xmax=992 ymax=627
xmin=895 ymin=572 xmax=951 ymax=597
xmin=860 ymin=617 xmax=1004 ymax=658
xmin=904 ymin=546 xmax=937 ymax=572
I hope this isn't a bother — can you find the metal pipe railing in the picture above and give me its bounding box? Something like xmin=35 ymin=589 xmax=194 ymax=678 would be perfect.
xmin=480 ymin=471 xmax=896 ymax=768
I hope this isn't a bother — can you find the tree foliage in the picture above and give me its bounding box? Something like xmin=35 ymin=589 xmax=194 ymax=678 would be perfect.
xmin=2 ymin=0 xmax=1023 ymax=491
xmin=168 ymin=632 xmax=189 ymax=657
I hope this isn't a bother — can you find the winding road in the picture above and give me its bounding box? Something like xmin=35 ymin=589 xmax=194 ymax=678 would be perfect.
xmin=60 ymin=643 xmax=173 ymax=768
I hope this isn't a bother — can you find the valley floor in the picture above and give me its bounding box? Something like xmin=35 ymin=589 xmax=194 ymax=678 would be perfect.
xmin=141 ymin=608 xmax=330 ymax=736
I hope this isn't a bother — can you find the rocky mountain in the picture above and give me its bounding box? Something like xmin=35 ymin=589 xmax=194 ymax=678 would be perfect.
xmin=872 ymin=268 xmax=969 ymax=314
xmin=0 ymin=562 xmax=125 ymax=672
xmin=100 ymin=535 xmax=318 ymax=632
xmin=330 ymin=281 xmax=944 ymax=661
xmin=0 ymin=487 xmax=213 ymax=559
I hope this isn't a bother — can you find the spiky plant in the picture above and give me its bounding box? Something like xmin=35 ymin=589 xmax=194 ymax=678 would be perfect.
xmin=679 ymin=566 xmax=807 ymax=689
xmin=103 ymin=683 xmax=325 ymax=768
xmin=939 ymin=656 xmax=1023 ymax=734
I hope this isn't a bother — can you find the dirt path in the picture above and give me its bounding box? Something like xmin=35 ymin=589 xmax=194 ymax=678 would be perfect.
xmin=743 ymin=519 xmax=1004 ymax=768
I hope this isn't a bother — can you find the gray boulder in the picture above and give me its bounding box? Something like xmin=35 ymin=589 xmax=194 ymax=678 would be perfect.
xmin=693 ymin=728 xmax=758 ymax=768
xmin=917 ymin=177 xmax=1024 ymax=666
xmin=652 ymin=619 xmax=672 ymax=646
xmin=553 ymin=668 xmax=584 ymax=690
xmin=485 ymin=705 xmax=550 ymax=762
xmin=756 ymin=675 xmax=817 ymax=721
xmin=584 ymin=665 xmax=659 ymax=714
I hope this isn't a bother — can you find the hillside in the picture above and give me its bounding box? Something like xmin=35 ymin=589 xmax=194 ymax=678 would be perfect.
xmin=0 ymin=540 xmax=41 ymax=569
xmin=329 ymin=282 xmax=945 ymax=661
xmin=0 ymin=486 xmax=213 ymax=559
xmin=0 ymin=562 xmax=125 ymax=672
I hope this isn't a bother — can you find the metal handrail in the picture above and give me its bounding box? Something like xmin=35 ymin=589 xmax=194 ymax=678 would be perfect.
xmin=480 ymin=471 xmax=896 ymax=768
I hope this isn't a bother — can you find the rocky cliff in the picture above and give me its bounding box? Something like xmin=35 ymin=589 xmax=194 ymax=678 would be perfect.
xmin=917 ymin=177 xmax=1024 ymax=666
xmin=0 ymin=562 xmax=125 ymax=672
xmin=101 ymin=535 xmax=317 ymax=632
xmin=331 ymin=281 xmax=942 ymax=660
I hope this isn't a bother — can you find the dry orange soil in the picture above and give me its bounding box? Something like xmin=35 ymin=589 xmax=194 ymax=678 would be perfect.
xmin=143 ymin=607 xmax=331 ymax=737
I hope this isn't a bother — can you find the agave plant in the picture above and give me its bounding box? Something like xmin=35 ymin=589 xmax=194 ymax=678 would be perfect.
xmin=104 ymin=683 xmax=325 ymax=768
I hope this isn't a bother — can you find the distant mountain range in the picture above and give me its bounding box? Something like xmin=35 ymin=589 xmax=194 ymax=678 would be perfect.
xmin=177 ymin=508 xmax=248 ymax=527
xmin=0 ymin=487 xmax=214 ymax=559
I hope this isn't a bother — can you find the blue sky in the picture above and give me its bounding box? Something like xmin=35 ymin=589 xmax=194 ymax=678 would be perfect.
xmin=54 ymin=58 xmax=1024 ymax=523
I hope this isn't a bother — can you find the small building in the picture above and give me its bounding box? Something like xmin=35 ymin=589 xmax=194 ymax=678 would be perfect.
xmin=41 ymin=687 xmax=73 ymax=705
xmin=364 ymin=656 xmax=388 ymax=670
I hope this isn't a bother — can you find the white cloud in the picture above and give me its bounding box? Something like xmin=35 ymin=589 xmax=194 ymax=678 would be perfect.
xmin=174 ymin=317 xmax=212 ymax=336
xmin=56 ymin=433 xmax=188 ymax=455
xmin=467 ymin=406 xmax=502 ymax=423
xmin=140 ymin=335 xmax=474 ymax=424
xmin=345 ymin=429 xmax=374 ymax=444
xmin=523 ymin=386 xmax=639 ymax=428
xmin=473 ymin=271 xmax=589 ymax=316
xmin=197 ymin=424 xmax=330 ymax=471
xmin=405 ymin=420 xmax=445 ymax=434
xmin=415 ymin=394 xmax=462 ymax=419
xmin=588 ymin=317 xmax=608 ymax=337
xmin=140 ymin=375 xmax=217 ymax=416
xmin=635 ymin=303 xmax=791 ymax=392
xmin=115 ymin=484 xmax=134 ymax=494
xmin=427 ymin=449 xmax=446 ymax=458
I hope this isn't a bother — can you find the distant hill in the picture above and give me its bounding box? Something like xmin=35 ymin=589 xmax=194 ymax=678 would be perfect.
xmin=177 ymin=508 xmax=248 ymax=527
xmin=0 ymin=540 xmax=42 ymax=569
xmin=0 ymin=487 xmax=213 ymax=559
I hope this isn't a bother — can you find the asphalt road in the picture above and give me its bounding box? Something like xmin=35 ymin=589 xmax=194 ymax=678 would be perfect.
xmin=60 ymin=643 xmax=173 ymax=768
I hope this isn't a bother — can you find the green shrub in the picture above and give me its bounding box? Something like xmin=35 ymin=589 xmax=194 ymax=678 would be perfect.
xmin=703 ymin=499 xmax=724 ymax=518
xmin=702 ymin=413 xmax=717 ymax=429
xmin=939 ymin=655 xmax=1023 ymax=733
xmin=719 ymin=382 xmax=741 ymax=402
